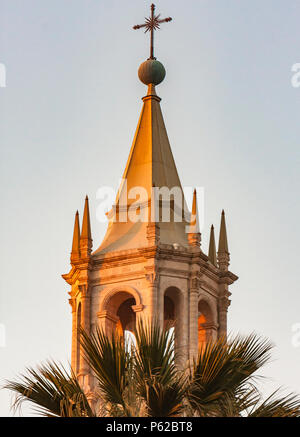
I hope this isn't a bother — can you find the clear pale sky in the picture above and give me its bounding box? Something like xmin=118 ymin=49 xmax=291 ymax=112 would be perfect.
xmin=1 ymin=0 xmax=300 ymax=416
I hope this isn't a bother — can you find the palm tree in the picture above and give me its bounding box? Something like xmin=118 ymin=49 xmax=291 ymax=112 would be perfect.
xmin=4 ymin=322 xmax=300 ymax=417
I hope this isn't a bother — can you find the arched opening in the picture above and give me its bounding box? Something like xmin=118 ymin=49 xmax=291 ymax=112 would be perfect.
xmin=198 ymin=300 xmax=214 ymax=350
xmin=164 ymin=295 xmax=175 ymax=330
xmin=76 ymin=302 xmax=81 ymax=374
xmin=105 ymin=291 xmax=137 ymax=348
xmin=116 ymin=297 xmax=136 ymax=334
xmin=163 ymin=287 xmax=184 ymax=361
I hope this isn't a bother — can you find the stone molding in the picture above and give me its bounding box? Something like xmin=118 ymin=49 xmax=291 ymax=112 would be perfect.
xmin=131 ymin=304 xmax=144 ymax=313
xmin=97 ymin=310 xmax=119 ymax=324
xmin=198 ymin=322 xmax=219 ymax=331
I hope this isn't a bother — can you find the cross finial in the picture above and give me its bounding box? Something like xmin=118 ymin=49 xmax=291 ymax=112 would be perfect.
xmin=133 ymin=4 xmax=172 ymax=60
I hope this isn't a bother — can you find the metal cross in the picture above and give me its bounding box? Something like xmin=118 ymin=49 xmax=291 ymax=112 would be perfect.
xmin=133 ymin=4 xmax=172 ymax=60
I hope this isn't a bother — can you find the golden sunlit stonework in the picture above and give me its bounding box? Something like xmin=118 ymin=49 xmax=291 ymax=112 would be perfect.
xmin=62 ymin=7 xmax=238 ymax=409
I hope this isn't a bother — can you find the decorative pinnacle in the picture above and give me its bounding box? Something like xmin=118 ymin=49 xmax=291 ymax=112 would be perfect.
xmin=133 ymin=4 xmax=172 ymax=60
xmin=81 ymin=195 xmax=92 ymax=241
xmin=208 ymin=225 xmax=217 ymax=266
xmin=71 ymin=210 xmax=80 ymax=262
xmin=218 ymin=210 xmax=229 ymax=254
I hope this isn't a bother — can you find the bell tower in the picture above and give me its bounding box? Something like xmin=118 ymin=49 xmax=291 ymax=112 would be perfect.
xmin=62 ymin=4 xmax=238 ymax=397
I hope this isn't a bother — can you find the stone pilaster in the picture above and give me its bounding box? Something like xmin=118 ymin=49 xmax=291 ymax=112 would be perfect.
xmin=218 ymin=295 xmax=231 ymax=338
xmin=189 ymin=276 xmax=200 ymax=362
xmin=144 ymin=267 xmax=159 ymax=325
xmin=77 ymin=284 xmax=91 ymax=388
xmin=69 ymin=296 xmax=77 ymax=371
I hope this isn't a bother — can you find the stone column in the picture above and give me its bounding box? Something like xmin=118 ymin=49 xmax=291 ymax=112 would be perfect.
xmin=144 ymin=269 xmax=159 ymax=326
xmin=189 ymin=288 xmax=199 ymax=362
xmin=218 ymin=295 xmax=230 ymax=339
xmin=97 ymin=310 xmax=119 ymax=337
xmin=177 ymin=287 xmax=189 ymax=368
xmin=78 ymin=284 xmax=92 ymax=390
xmin=69 ymin=297 xmax=77 ymax=371
xmin=132 ymin=304 xmax=144 ymax=328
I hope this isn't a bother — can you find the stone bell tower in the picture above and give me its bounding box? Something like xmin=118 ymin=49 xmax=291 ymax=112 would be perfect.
xmin=62 ymin=4 xmax=238 ymax=396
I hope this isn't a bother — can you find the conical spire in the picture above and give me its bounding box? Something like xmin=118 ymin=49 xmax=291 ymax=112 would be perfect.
xmin=208 ymin=225 xmax=217 ymax=266
xmin=94 ymin=78 xmax=190 ymax=254
xmin=217 ymin=210 xmax=230 ymax=270
xmin=80 ymin=195 xmax=92 ymax=257
xmin=218 ymin=210 xmax=228 ymax=253
xmin=187 ymin=189 xmax=201 ymax=248
xmin=71 ymin=210 xmax=80 ymax=263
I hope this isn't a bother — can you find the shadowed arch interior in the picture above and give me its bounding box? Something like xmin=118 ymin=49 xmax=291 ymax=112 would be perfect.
xmin=105 ymin=291 xmax=137 ymax=338
xmin=198 ymin=300 xmax=214 ymax=349
xmin=163 ymin=287 xmax=184 ymax=362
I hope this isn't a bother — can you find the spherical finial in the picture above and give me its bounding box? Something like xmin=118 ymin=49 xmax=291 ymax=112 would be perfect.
xmin=138 ymin=59 xmax=166 ymax=86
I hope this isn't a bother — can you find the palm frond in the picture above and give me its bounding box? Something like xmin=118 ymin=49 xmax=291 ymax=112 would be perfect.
xmin=248 ymin=389 xmax=300 ymax=417
xmin=187 ymin=333 xmax=273 ymax=416
xmin=4 ymin=361 xmax=94 ymax=417
xmin=80 ymin=326 xmax=132 ymax=416
xmin=133 ymin=320 xmax=186 ymax=417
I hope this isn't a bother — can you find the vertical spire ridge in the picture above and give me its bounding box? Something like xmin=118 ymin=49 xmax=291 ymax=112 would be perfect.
xmin=208 ymin=225 xmax=217 ymax=266
xmin=188 ymin=188 xmax=201 ymax=248
xmin=217 ymin=210 xmax=230 ymax=270
xmin=80 ymin=195 xmax=93 ymax=257
xmin=71 ymin=210 xmax=80 ymax=263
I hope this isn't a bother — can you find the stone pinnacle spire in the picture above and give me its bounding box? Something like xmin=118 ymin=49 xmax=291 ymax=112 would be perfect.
xmin=217 ymin=210 xmax=230 ymax=270
xmin=71 ymin=210 xmax=80 ymax=263
xmin=80 ymin=195 xmax=92 ymax=257
xmin=218 ymin=210 xmax=229 ymax=253
xmin=188 ymin=188 xmax=201 ymax=248
xmin=208 ymin=225 xmax=217 ymax=266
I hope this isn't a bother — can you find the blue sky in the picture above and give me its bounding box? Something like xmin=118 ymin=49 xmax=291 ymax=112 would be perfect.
xmin=0 ymin=0 xmax=300 ymax=416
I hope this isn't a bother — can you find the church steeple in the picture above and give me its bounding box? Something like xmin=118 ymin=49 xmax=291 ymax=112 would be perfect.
xmin=63 ymin=5 xmax=239 ymax=388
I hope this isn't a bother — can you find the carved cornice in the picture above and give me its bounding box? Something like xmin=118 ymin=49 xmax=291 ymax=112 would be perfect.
xmin=218 ymin=270 xmax=239 ymax=285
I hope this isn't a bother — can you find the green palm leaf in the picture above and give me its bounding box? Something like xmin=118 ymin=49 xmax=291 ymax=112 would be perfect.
xmin=248 ymin=389 xmax=300 ymax=417
xmin=80 ymin=326 xmax=133 ymax=416
xmin=133 ymin=320 xmax=186 ymax=417
xmin=187 ymin=333 xmax=273 ymax=416
xmin=4 ymin=361 xmax=94 ymax=417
